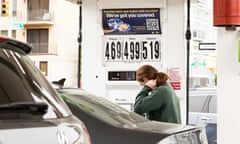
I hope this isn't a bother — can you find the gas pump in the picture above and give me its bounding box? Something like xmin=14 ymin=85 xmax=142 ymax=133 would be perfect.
xmin=100 ymin=1 xmax=169 ymax=111
xmin=80 ymin=0 xmax=186 ymax=119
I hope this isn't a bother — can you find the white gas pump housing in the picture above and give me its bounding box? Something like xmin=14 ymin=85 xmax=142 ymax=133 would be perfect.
xmin=82 ymin=0 xmax=186 ymax=122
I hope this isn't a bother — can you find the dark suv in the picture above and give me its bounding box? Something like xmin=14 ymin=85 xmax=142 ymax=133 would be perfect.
xmin=0 ymin=36 xmax=91 ymax=144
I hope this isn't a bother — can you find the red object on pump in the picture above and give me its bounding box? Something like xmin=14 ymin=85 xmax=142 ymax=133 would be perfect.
xmin=213 ymin=0 xmax=240 ymax=26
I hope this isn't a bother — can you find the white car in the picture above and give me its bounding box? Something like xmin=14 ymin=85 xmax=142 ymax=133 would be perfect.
xmin=189 ymin=87 xmax=217 ymax=144
xmin=0 ymin=36 xmax=91 ymax=144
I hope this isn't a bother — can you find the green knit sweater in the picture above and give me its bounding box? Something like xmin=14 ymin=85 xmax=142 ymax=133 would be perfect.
xmin=134 ymin=83 xmax=181 ymax=124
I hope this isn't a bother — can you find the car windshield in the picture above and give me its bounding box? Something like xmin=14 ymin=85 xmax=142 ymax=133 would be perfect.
xmin=58 ymin=89 xmax=148 ymax=126
xmin=0 ymin=47 xmax=71 ymax=119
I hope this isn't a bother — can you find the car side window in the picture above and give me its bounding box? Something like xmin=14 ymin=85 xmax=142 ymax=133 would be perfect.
xmin=0 ymin=49 xmax=71 ymax=119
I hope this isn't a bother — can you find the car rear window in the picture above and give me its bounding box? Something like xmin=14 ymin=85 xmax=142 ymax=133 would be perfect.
xmin=59 ymin=89 xmax=148 ymax=125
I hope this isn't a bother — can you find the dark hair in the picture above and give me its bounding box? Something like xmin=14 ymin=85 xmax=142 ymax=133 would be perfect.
xmin=156 ymin=72 xmax=170 ymax=86
xmin=136 ymin=64 xmax=170 ymax=86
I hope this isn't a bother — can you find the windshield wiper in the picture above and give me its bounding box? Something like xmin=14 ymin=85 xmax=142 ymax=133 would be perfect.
xmin=0 ymin=102 xmax=48 ymax=115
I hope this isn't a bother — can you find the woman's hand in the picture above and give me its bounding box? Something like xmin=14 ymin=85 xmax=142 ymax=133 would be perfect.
xmin=145 ymin=79 xmax=157 ymax=89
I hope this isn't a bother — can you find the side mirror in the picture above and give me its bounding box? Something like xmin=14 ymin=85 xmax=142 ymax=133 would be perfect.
xmin=52 ymin=78 xmax=66 ymax=89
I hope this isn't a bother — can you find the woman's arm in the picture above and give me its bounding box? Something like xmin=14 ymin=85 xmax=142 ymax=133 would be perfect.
xmin=134 ymin=85 xmax=164 ymax=114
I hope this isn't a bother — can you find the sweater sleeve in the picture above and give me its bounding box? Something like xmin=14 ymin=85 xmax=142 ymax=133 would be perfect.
xmin=134 ymin=85 xmax=164 ymax=114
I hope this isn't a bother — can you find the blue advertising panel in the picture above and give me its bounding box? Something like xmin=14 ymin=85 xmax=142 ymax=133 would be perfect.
xmin=102 ymin=8 xmax=161 ymax=35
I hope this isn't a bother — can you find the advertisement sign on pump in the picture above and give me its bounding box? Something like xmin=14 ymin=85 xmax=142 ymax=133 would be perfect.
xmin=102 ymin=8 xmax=161 ymax=35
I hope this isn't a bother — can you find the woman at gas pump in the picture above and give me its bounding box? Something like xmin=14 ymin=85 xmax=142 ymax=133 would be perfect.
xmin=134 ymin=64 xmax=181 ymax=124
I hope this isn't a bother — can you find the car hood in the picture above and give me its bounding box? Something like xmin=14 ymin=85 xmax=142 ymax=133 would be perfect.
xmin=124 ymin=120 xmax=197 ymax=135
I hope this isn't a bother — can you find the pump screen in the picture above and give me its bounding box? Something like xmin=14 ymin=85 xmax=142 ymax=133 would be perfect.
xmin=108 ymin=71 xmax=136 ymax=81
